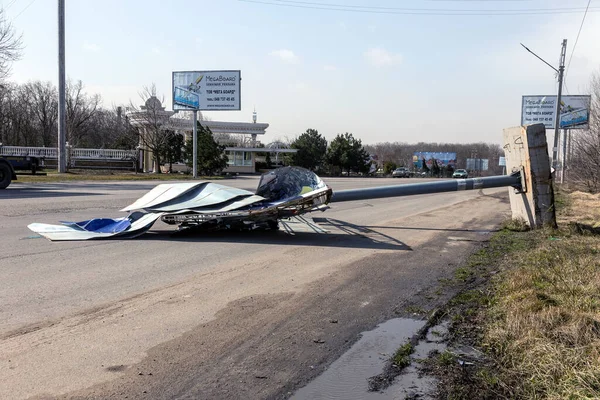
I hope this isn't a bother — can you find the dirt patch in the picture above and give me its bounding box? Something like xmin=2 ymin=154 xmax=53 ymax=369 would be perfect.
xmin=61 ymin=217 xmax=505 ymax=399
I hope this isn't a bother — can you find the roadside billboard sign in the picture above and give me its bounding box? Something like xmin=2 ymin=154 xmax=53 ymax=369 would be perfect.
xmin=412 ymin=152 xmax=456 ymax=169
xmin=499 ymin=156 xmax=506 ymax=167
xmin=521 ymin=95 xmax=590 ymax=130
xmin=172 ymin=70 xmax=241 ymax=111
xmin=467 ymin=158 xmax=489 ymax=171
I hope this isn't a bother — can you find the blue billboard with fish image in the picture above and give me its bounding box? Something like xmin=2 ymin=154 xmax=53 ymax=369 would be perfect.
xmin=413 ymin=152 xmax=456 ymax=169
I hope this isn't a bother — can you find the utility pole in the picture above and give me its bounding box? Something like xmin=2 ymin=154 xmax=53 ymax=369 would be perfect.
xmin=57 ymin=0 xmax=66 ymax=173
xmin=520 ymin=39 xmax=567 ymax=173
xmin=553 ymin=39 xmax=567 ymax=174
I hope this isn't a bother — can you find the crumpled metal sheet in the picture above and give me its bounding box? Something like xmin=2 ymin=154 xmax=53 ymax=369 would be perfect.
xmin=119 ymin=182 xmax=259 ymax=212
xmin=133 ymin=185 xmax=263 ymax=213
xmin=28 ymin=167 xmax=333 ymax=241
xmin=61 ymin=218 xmax=131 ymax=233
xmin=28 ymin=212 xmax=163 ymax=241
xmin=120 ymin=182 xmax=204 ymax=212
xmin=256 ymin=166 xmax=328 ymax=203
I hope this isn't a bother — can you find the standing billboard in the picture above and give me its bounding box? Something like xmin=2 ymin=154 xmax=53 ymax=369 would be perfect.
xmin=412 ymin=152 xmax=456 ymax=169
xmin=172 ymin=70 xmax=241 ymax=111
xmin=466 ymin=158 xmax=489 ymax=171
xmin=521 ymin=95 xmax=590 ymax=130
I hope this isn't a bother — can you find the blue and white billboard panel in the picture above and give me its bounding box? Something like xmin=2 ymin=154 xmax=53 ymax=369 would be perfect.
xmin=521 ymin=95 xmax=590 ymax=130
xmin=172 ymin=70 xmax=241 ymax=111
xmin=174 ymin=87 xmax=200 ymax=109
xmin=560 ymin=107 xmax=589 ymax=128
xmin=412 ymin=152 xmax=457 ymax=169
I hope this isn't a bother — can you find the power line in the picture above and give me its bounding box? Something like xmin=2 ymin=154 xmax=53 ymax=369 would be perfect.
xmin=273 ymin=0 xmax=597 ymax=13
xmin=4 ymin=0 xmax=19 ymax=11
xmin=13 ymin=0 xmax=36 ymax=20
xmin=565 ymin=0 xmax=591 ymax=79
xmin=240 ymin=0 xmax=600 ymax=15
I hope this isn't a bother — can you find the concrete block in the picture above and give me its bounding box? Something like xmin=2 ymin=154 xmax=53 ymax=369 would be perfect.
xmin=503 ymin=124 xmax=556 ymax=228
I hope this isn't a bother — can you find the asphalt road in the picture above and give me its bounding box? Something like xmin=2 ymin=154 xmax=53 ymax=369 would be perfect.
xmin=0 ymin=176 xmax=511 ymax=399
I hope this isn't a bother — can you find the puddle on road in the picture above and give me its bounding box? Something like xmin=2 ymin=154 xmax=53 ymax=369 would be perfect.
xmin=292 ymin=318 xmax=450 ymax=400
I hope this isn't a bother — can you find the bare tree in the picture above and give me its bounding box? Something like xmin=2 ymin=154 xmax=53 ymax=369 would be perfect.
xmin=83 ymin=105 xmax=139 ymax=149
xmin=0 ymin=8 xmax=22 ymax=81
xmin=25 ymin=81 xmax=58 ymax=146
xmin=0 ymin=84 xmax=38 ymax=146
xmin=0 ymin=82 xmax=14 ymax=144
xmin=365 ymin=141 xmax=504 ymax=175
xmin=569 ymin=70 xmax=600 ymax=193
xmin=66 ymin=79 xmax=101 ymax=147
xmin=176 ymin=110 xmax=207 ymax=122
xmin=128 ymin=84 xmax=174 ymax=173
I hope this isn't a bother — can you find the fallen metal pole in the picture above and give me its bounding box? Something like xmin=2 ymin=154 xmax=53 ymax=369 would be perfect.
xmin=331 ymin=172 xmax=522 ymax=203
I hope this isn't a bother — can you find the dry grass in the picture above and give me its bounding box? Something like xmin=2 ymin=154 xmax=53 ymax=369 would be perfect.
xmin=481 ymin=193 xmax=600 ymax=399
xmin=558 ymin=190 xmax=600 ymax=229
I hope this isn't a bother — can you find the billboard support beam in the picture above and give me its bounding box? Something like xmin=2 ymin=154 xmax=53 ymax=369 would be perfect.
xmin=192 ymin=111 xmax=197 ymax=178
xmin=331 ymin=173 xmax=522 ymax=203
xmin=334 ymin=123 xmax=555 ymax=230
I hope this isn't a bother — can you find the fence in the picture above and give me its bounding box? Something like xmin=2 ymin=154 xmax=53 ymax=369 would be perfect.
xmin=0 ymin=146 xmax=139 ymax=170
xmin=0 ymin=146 xmax=137 ymax=159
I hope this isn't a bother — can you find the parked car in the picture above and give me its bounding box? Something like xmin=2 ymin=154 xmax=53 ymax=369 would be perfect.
xmin=452 ymin=169 xmax=468 ymax=179
xmin=392 ymin=167 xmax=410 ymax=178
xmin=373 ymin=168 xmax=385 ymax=177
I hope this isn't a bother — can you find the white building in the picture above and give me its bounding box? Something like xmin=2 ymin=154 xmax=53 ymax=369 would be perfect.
xmin=127 ymin=97 xmax=295 ymax=174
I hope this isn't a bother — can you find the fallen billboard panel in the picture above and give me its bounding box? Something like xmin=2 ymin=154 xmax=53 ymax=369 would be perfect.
xmin=28 ymin=167 xmax=524 ymax=242
xmin=29 ymin=167 xmax=331 ymax=241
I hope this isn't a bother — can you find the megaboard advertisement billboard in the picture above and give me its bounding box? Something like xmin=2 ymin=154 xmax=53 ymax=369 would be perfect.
xmin=521 ymin=95 xmax=590 ymax=130
xmin=172 ymin=70 xmax=241 ymax=111
xmin=413 ymin=152 xmax=457 ymax=169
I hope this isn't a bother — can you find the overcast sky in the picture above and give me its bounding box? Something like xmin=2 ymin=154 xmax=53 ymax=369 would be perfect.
xmin=4 ymin=0 xmax=600 ymax=145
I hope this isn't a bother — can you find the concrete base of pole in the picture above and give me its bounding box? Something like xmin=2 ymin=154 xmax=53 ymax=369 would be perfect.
xmin=503 ymin=123 xmax=556 ymax=229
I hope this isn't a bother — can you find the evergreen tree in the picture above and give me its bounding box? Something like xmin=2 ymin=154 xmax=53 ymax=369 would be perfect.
xmin=184 ymin=122 xmax=228 ymax=176
xmin=383 ymin=161 xmax=397 ymax=174
xmin=326 ymin=133 xmax=370 ymax=175
xmin=161 ymin=131 xmax=184 ymax=173
xmin=290 ymin=129 xmax=328 ymax=171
